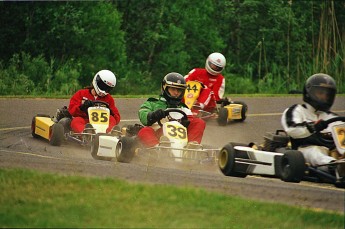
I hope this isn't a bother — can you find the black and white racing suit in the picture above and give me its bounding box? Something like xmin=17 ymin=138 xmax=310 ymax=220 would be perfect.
xmin=281 ymin=103 xmax=338 ymax=168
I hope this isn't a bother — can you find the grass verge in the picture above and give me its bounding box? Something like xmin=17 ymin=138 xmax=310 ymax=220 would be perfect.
xmin=0 ymin=168 xmax=343 ymax=228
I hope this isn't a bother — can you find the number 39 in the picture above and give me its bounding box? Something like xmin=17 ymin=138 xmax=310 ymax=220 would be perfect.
xmin=167 ymin=124 xmax=187 ymax=139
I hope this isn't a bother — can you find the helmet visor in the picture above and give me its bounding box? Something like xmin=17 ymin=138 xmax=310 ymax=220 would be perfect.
xmin=208 ymin=61 xmax=223 ymax=72
xmin=95 ymin=75 xmax=113 ymax=93
xmin=309 ymin=86 xmax=335 ymax=106
xmin=167 ymin=86 xmax=185 ymax=97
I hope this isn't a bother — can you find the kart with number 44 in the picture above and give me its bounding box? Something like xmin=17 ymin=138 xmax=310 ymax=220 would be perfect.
xmin=184 ymin=80 xmax=248 ymax=126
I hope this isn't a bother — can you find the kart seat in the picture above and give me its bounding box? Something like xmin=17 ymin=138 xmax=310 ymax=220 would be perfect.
xmin=262 ymin=130 xmax=290 ymax=152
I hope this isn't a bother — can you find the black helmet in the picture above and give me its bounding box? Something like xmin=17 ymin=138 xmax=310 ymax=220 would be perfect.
xmin=303 ymin=73 xmax=336 ymax=111
xmin=161 ymin=72 xmax=187 ymax=106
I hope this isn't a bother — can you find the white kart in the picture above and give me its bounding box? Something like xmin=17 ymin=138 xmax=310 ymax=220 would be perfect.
xmin=218 ymin=117 xmax=345 ymax=188
xmin=132 ymin=108 xmax=219 ymax=164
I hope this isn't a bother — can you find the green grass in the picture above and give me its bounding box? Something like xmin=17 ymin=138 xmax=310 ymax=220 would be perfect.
xmin=0 ymin=168 xmax=343 ymax=228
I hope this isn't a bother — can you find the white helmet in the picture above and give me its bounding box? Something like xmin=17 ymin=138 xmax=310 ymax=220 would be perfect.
xmin=92 ymin=70 xmax=116 ymax=96
xmin=205 ymin=52 xmax=226 ymax=75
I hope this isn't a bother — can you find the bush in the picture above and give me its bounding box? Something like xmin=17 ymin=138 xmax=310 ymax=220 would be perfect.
xmin=226 ymin=74 xmax=257 ymax=94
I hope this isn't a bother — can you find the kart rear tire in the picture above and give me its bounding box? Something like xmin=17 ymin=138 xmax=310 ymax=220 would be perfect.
xmin=334 ymin=181 xmax=345 ymax=189
xmin=279 ymin=150 xmax=306 ymax=183
xmin=218 ymin=143 xmax=247 ymax=177
xmin=217 ymin=108 xmax=228 ymax=126
xmin=233 ymin=101 xmax=248 ymax=122
xmin=31 ymin=114 xmax=51 ymax=138
xmin=49 ymin=123 xmax=64 ymax=146
xmin=91 ymin=133 xmax=113 ymax=161
xmin=116 ymin=136 xmax=136 ymax=163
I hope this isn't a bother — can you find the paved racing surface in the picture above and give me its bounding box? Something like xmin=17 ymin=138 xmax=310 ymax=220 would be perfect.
xmin=0 ymin=97 xmax=344 ymax=213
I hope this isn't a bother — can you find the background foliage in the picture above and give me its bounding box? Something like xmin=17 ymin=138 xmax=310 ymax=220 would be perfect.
xmin=0 ymin=0 xmax=344 ymax=95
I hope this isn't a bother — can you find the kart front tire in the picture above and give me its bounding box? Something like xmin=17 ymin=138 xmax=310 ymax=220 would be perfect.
xmin=116 ymin=136 xmax=136 ymax=163
xmin=218 ymin=143 xmax=247 ymax=177
xmin=49 ymin=123 xmax=64 ymax=146
xmin=217 ymin=108 xmax=228 ymax=126
xmin=280 ymin=150 xmax=306 ymax=183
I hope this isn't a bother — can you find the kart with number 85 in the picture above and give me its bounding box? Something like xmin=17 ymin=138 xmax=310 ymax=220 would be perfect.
xmin=31 ymin=100 xmax=130 ymax=161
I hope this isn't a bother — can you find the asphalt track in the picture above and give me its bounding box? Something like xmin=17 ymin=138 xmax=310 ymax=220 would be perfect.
xmin=0 ymin=97 xmax=344 ymax=213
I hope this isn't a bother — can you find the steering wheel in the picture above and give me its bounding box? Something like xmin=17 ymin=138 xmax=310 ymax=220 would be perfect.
xmin=93 ymin=100 xmax=110 ymax=109
xmin=315 ymin=117 xmax=345 ymax=146
xmin=158 ymin=108 xmax=188 ymax=127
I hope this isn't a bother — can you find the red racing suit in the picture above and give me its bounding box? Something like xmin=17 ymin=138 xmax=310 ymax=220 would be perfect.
xmin=137 ymin=96 xmax=206 ymax=147
xmin=185 ymin=68 xmax=225 ymax=111
xmin=68 ymin=89 xmax=120 ymax=133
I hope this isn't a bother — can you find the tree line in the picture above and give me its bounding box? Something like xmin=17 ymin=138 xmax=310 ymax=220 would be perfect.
xmin=0 ymin=0 xmax=344 ymax=96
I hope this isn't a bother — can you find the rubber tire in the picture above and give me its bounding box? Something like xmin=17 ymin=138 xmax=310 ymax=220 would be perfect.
xmin=218 ymin=143 xmax=247 ymax=177
xmin=280 ymin=150 xmax=306 ymax=183
xmin=334 ymin=181 xmax=345 ymax=189
xmin=31 ymin=114 xmax=51 ymax=138
xmin=217 ymin=108 xmax=228 ymax=126
xmin=116 ymin=136 xmax=136 ymax=163
xmin=233 ymin=101 xmax=248 ymax=122
xmin=91 ymin=133 xmax=113 ymax=161
xmin=49 ymin=123 xmax=64 ymax=146
xmin=58 ymin=117 xmax=71 ymax=134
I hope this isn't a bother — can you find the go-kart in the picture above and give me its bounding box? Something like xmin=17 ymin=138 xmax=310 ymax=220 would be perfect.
xmin=218 ymin=117 xmax=345 ymax=188
xmin=31 ymin=101 xmax=128 ymax=161
xmin=104 ymin=108 xmax=220 ymax=164
xmin=184 ymin=81 xmax=248 ymax=126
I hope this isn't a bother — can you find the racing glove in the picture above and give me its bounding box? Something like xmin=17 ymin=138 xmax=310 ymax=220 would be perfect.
xmin=79 ymin=100 xmax=94 ymax=112
xmin=306 ymin=119 xmax=328 ymax=133
xmin=147 ymin=109 xmax=166 ymax=126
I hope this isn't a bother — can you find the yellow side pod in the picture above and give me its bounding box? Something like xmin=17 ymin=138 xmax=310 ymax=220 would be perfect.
xmin=34 ymin=117 xmax=55 ymax=140
xmin=225 ymin=104 xmax=243 ymax=120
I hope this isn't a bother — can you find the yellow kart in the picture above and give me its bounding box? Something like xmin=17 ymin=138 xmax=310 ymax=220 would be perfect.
xmin=184 ymin=81 xmax=248 ymax=126
xmin=31 ymin=101 xmax=131 ymax=162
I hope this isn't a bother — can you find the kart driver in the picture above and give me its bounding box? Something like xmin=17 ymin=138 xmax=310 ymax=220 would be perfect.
xmin=184 ymin=52 xmax=226 ymax=112
xmin=137 ymin=72 xmax=206 ymax=147
xmin=68 ymin=69 xmax=121 ymax=133
xmin=281 ymin=73 xmax=344 ymax=176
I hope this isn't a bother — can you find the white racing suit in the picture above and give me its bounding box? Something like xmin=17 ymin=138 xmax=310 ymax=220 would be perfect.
xmin=281 ymin=103 xmax=338 ymax=171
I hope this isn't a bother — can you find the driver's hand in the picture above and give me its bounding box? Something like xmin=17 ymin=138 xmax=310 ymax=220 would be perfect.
xmin=79 ymin=100 xmax=94 ymax=112
xmin=306 ymin=119 xmax=328 ymax=133
xmin=147 ymin=109 xmax=166 ymax=125
xmin=314 ymin=119 xmax=328 ymax=132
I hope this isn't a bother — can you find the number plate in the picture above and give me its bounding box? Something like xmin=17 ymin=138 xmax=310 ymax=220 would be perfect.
xmin=331 ymin=123 xmax=345 ymax=155
xmin=88 ymin=107 xmax=110 ymax=126
xmin=163 ymin=121 xmax=187 ymax=141
xmin=184 ymin=81 xmax=203 ymax=109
